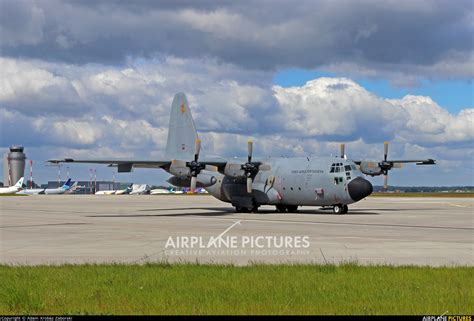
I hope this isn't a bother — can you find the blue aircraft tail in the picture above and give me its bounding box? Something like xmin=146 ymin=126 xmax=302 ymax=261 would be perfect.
xmin=61 ymin=178 xmax=72 ymax=189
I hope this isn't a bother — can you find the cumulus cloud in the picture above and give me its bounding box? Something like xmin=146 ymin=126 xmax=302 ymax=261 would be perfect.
xmin=272 ymin=78 xmax=474 ymax=146
xmin=0 ymin=0 xmax=472 ymax=84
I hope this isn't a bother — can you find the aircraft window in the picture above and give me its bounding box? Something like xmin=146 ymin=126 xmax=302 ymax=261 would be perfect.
xmin=330 ymin=167 xmax=335 ymax=173
xmin=351 ymin=164 xmax=357 ymax=170
xmin=339 ymin=177 xmax=343 ymax=183
xmin=334 ymin=178 xmax=338 ymax=185
xmin=335 ymin=167 xmax=340 ymax=173
xmin=345 ymin=165 xmax=351 ymax=172
xmin=291 ymin=187 xmax=293 ymax=191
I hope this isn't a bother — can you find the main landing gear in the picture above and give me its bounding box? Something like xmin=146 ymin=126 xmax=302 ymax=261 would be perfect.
xmin=333 ymin=204 xmax=348 ymax=214
xmin=235 ymin=204 xmax=259 ymax=213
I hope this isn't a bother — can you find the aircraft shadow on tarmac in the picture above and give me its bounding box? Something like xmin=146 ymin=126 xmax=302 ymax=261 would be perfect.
xmin=87 ymin=207 xmax=381 ymax=217
xmin=141 ymin=207 xmax=381 ymax=215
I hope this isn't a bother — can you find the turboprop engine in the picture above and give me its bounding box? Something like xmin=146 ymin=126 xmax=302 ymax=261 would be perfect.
xmin=168 ymin=139 xmax=218 ymax=191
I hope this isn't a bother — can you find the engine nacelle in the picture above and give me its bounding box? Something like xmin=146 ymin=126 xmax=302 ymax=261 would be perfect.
xmin=359 ymin=161 xmax=383 ymax=176
xmin=196 ymin=170 xmax=217 ymax=187
xmin=167 ymin=170 xmax=217 ymax=188
xmin=224 ymin=163 xmax=245 ymax=178
xmin=167 ymin=176 xmax=191 ymax=187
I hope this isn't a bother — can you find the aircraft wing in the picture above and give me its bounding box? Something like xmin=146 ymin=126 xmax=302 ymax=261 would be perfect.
xmin=47 ymin=158 xmax=230 ymax=172
xmin=383 ymin=159 xmax=436 ymax=165
xmin=48 ymin=158 xmax=171 ymax=172
xmin=353 ymin=159 xmax=435 ymax=165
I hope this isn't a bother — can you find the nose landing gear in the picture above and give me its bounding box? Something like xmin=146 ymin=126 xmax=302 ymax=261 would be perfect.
xmin=333 ymin=204 xmax=348 ymax=214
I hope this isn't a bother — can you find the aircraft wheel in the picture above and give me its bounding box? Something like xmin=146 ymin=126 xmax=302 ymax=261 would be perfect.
xmin=286 ymin=205 xmax=298 ymax=213
xmin=333 ymin=204 xmax=343 ymax=215
xmin=235 ymin=206 xmax=248 ymax=213
xmin=341 ymin=205 xmax=348 ymax=214
xmin=251 ymin=204 xmax=259 ymax=213
xmin=276 ymin=205 xmax=287 ymax=213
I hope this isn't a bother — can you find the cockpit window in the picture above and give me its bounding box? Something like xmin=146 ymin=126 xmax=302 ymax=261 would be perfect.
xmin=330 ymin=163 xmax=349 ymax=173
xmin=351 ymin=164 xmax=357 ymax=170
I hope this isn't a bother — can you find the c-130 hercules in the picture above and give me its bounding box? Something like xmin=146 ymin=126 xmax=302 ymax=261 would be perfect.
xmin=49 ymin=93 xmax=435 ymax=214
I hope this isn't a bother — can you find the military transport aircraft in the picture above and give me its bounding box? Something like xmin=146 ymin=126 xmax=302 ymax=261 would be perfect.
xmin=49 ymin=93 xmax=435 ymax=214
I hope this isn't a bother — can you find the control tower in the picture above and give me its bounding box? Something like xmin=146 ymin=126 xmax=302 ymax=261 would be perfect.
xmin=3 ymin=146 xmax=26 ymax=187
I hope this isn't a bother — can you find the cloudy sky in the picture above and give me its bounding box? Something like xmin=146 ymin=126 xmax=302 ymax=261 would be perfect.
xmin=0 ymin=0 xmax=473 ymax=186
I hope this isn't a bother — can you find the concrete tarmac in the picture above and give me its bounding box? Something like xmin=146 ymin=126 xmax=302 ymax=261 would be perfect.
xmin=1 ymin=195 xmax=472 ymax=266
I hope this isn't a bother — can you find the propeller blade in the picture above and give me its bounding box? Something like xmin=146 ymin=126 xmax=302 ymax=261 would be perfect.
xmin=248 ymin=140 xmax=253 ymax=162
xmin=194 ymin=139 xmax=201 ymax=161
xmin=190 ymin=176 xmax=197 ymax=193
xmin=383 ymin=174 xmax=388 ymax=190
xmin=246 ymin=177 xmax=253 ymax=194
xmin=340 ymin=143 xmax=345 ymax=158
xmin=384 ymin=141 xmax=389 ymax=161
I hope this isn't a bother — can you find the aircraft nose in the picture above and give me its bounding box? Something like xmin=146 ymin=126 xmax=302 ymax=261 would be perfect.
xmin=348 ymin=177 xmax=373 ymax=202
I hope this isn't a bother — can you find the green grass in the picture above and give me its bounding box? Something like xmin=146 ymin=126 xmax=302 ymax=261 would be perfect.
xmin=0 ymin=263 xmax=472 ymax=315
xmin=0 ymin=193 xmax=27 ymax=196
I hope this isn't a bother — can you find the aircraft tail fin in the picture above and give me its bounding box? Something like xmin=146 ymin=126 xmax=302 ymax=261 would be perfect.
xmin=14 ymin=177 xmax=24 ymax=188
xmin=62 ymin=178 xmax=72 ymax=188
xmin=165 ymin=93 xmax=198 ymax=160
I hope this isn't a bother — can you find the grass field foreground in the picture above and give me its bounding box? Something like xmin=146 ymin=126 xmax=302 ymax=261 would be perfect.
xmin=0 ymin=263 xmax=472 ymax=315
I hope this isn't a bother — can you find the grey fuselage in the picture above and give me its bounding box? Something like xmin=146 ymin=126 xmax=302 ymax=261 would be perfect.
xmin=201 ymin=156 xmax=372 ymax=208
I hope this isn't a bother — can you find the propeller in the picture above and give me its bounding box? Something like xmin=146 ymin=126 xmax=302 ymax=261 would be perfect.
xmin=340 ymin=143 xmax=345 ymax=159
xmin=242 ymin=141 xmax=258 ymax=193
xmin=169 ymin=138 xmax=208 ymax=193
xmin=186 ymin=139 xmax=206 ymax=193
xmin=225 ymin=140 xmax=271 ymax=194
xmin=379 ymin=142 xmax=402 ymax=190
xmin=357 ymin=141 xmax=404 ymax=190
xmin=382 ymin=142 xmax=389 ymax=190
xmin=189 ymin=139 xmax=202 ymax=193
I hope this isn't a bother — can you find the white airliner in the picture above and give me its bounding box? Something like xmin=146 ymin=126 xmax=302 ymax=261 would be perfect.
xmin=0 ymin=177 xmax=24 ymax=194
xmin=129 ymin=184 xmax=149 ymax=195
xmin=95 ymin=184 xmax=132 ymax=195
xmin=150 ymin=188 xmax=172 ymax=195
xmin=17 ymin=187 xmax=45 ymax=195
xmin=43 ymin=178 xmax=74 ymax=195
